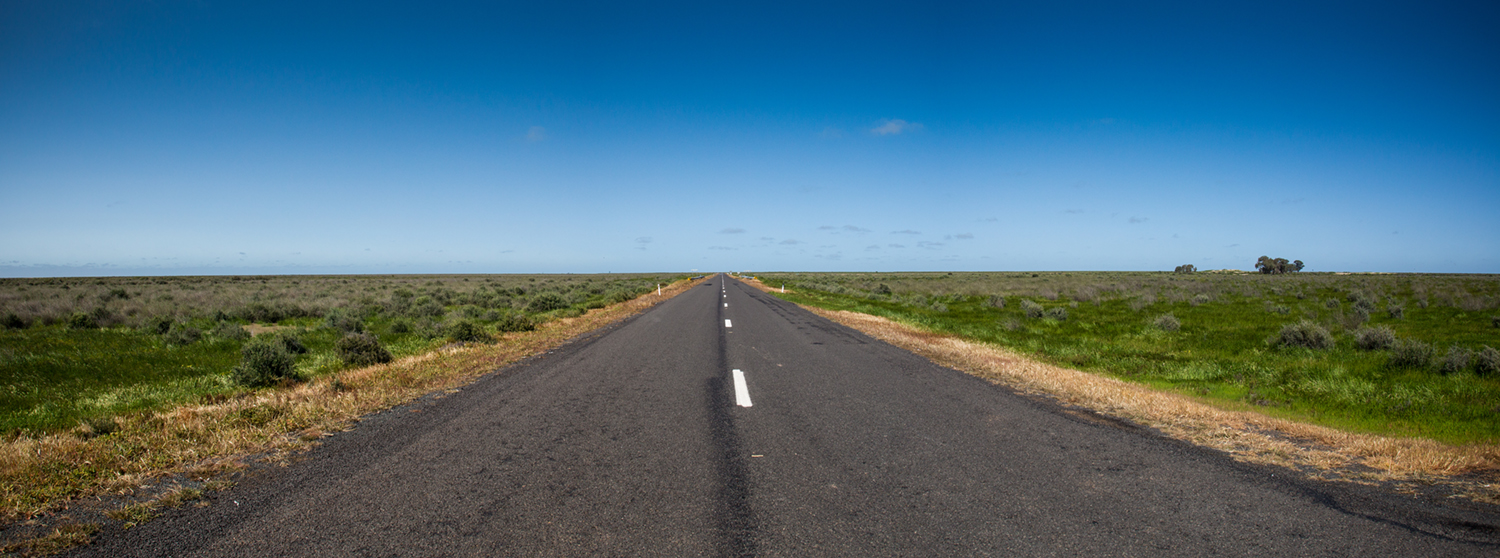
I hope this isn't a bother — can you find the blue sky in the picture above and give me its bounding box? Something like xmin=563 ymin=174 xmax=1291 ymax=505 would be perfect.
xmin=2 ymin=1 xmax=1497 ymax=276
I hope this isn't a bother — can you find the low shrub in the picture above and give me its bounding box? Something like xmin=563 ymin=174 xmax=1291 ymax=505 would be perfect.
xmin=1269 ymin=305 xmax=1291 ymax=315
xmin=1190 ymin=294 xmax=1210 ymax=306
xmin=1354 ymin=326 xmax=1396 ymax=351
xmin=1324 ymin=298 xmax=1340 ymax=309
xmin=1439 ymin=346 xmax=1473 ymax=375
xmin=986 ymin=295 xmax=1005 ymax=309
xmin=265 ymin=332 xmax=308 ymax=354
xmin=1274 ymin=320 xmax=1334 ymax=350
xmin=232 ymin=337 xmax=300 ymax=387
xmin=1 ymin=313 xmax=25 ymax=329
xmin=1020 ymin=300 xmax=1044 ymax=319
xmin=1044 ymin=307 xmax=1068 ymax=321
xmin=146 ymin=316 xmax=174 ymax=336
xmin=1477 ymin=346 xmax=1500 ymax=377
xmin=445 ymin=319 xmax=491 ymax=343
xmin=324 ymin=308 xmax=365 ymax=333
xmin=525 ymin=293 xmax=570 ymax=313
xmin=389 ymin=319 xmax=412 ymax=334
xmin=495 ymin=313 xmax=536 ymax=333
xmin=335 ymin=332 xmax=393 ymax=366
xmin=929 ymin=302 xmax=949 ymax=313
xmin=67 ymin=312 xmax=99 ymax=330
xmin=1492 ymin=316 xmax=1500 ymax=329
xmin=1153 ymin=313 xmax=1180 ymax=332
xmin=211 ymin=321 xmax=251 ymax=341
xmin=1386 ymin=304 xmax=1404 ymax=319
xmin=1388 ymin=338 xmax=1435 ymax=369
xmin=163 ymin=325 xmax=202 ymax=346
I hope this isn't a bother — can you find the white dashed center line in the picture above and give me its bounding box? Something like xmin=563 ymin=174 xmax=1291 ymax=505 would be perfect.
xmin=724 ymin=319 xmax=732 ymax=328
xmin=732 ymin=369 xmax=752 ymax=407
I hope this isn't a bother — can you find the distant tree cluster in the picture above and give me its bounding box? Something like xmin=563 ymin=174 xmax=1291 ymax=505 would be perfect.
xmin=1173 ymin=264 xmax=1196 ymax=274
xmin=1255 ymin=256 xmax=1304 ymax=274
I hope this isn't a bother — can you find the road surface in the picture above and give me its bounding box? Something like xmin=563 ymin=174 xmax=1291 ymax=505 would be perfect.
xmin=71 ymin=275 xmax=1499 ymax=556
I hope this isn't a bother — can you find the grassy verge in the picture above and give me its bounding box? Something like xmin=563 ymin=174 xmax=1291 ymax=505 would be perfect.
xmin=0 ymin=277 xmax=701 ymax=553
xmin=1 ymin=273 xmax=679 ymax=436
xmin=739 ymin=275 xmax=1499 ymax=503
xmin=750 ymin=272 xmax=1500 ymax=444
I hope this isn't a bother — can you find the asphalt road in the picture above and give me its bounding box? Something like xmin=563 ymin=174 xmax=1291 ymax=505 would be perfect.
xmin=72 ymin=275 xmax=1499 ymax=557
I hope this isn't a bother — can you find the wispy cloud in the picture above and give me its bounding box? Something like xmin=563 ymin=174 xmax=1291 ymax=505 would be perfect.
xmin=635 ymin=237 xmax=652 ymax=244
xmin=870 ymin=118 xmax=923 ymax=136
xmin=843 ymin=225 xmax=870 ymax=233
xmin=779 ymin=239 xmax=801 ymax=245
xmin=817 ymin=225 xmax=837 ymax=230
xmin=888 ymin=243 xmax=906 ymax=249
xmin=708 ymin=246 xmax=736 ymax=251
xmin=866 ymin=245 xmax=881 ymax=250
xmin=918 ymin=241 xmax=944 ymax=249
xmin=720 ymin=228 xmax=746 ymax=234
xmin=1064 ymin=209 xmax=1084 ymax=214
xmin=946 ymin=233 xmax=974 ymax=240
xmin=820 ymin=126 xmax=844 ymax=139
xmin=891 ymin=229 xmax=921 ymax=235
xmin=526 ymin=126 xmax=548 ymax=142
xmin=1128 ymin=216 xmax=1149 ymax=224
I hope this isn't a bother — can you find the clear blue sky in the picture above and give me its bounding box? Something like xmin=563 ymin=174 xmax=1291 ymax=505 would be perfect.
xmin=2 ymin=1 xmax=1497 ymax=276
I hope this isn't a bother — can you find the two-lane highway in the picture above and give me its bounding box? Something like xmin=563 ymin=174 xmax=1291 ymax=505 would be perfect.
xmin=73 ymin=274 xmax=1498 ymax=556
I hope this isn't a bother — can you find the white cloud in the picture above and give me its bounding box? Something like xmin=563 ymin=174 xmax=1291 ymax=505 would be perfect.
xmin=526 ymin=126 xmax=548 ymax=142
xmin=871 ymin=118 xmax=923 ymax=136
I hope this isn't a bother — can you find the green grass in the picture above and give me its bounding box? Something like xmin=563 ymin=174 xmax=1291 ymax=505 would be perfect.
xmin=756 ymin=271 xmax=1500 ymax=445
xmin=0 ymin=273 xmax=683 ymax=436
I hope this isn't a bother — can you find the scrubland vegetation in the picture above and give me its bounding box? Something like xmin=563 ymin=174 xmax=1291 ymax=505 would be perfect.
xmin=0 ymin=274 xmax=680 ymax=436
xmin=756 ymin=271 xmax=1500 ymax=444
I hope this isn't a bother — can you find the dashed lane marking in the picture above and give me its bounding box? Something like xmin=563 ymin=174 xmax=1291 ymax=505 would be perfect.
xmin=732 ymin=369 xmax=753 ymax=407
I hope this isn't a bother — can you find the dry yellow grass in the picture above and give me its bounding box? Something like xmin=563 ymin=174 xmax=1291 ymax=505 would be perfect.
xmin=0 ymin=277 xmax=703 ymax=550
xmin=740 ymin=277 xmax=1500 ymax=504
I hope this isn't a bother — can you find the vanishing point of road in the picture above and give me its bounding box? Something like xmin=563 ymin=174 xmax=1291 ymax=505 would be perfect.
xmin=72 ymin=275 xmax=1499 ymax=556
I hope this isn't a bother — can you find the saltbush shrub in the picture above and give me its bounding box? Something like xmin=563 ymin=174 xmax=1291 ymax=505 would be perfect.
xmin=1153 ymin=313 xmax=1180 ymax=332
xmin=446 ymin=319 xmax=490 ymax=343
xmin=67 ymin=312 xmax=99 ymax=330
xmin=1020 ymin=300 xmax=1045 ymax=319
xmin=985 ymin=295 xmax=1005 ymax=309
xmin=495 ymin=313 xmax=536 ymax=333
xmin=324 ymin=308 xmax=365 ymax=333
xmin=1044 ymin=307 xmax=1068 ymax=321
xmin=1325 ymin=298 xmax=1340 ymax=309
xmin=335 ymin=332 xmax=393 ymax=366
xmin=265 ymin=332 xmax=308 ymax=354
xmin=1477 ymin=346 xmax=1500 ymax=377
xmin=146 ymin=315 xmax=174 ymax=335
xmin=1388 ymin=338 xmax=1435 ymax=369
xmin=1190 ymin=294 xmax=1210 ymax=306
xmin=1439 ymin=346 xmax=1473 ymax=375
xmin=389 ymin=319 xmax=412 ymax=334
xmin=232 ymin=337 xmax=300 ymax=387
xmin=1274 ymin=320 xmax=1334 ymax=350
xmin=1354 ymin=326 xmax=1395 ymax=351
xmin=164 ymin=325 xmax=202 ymax=346
xmin=211 ymin=321 xmax=251 ymax=341
xmin=1386 ymin=304 xmax=1404 ymax=319
xmin=525 ymin=293 xmax=569 ymax=313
